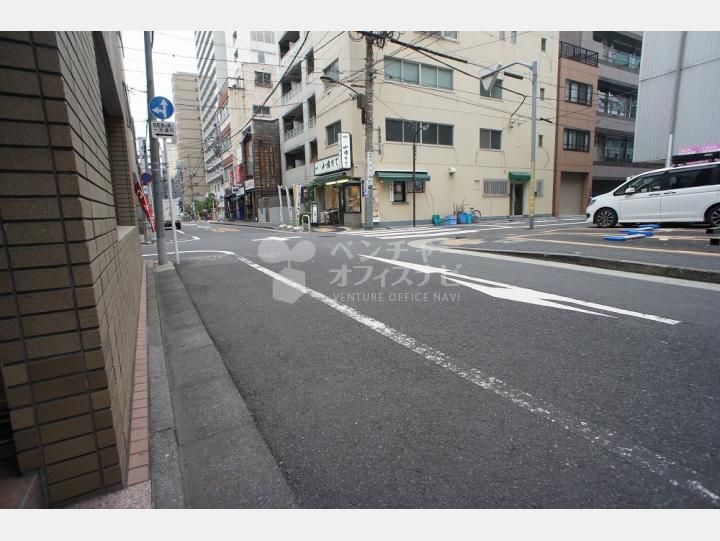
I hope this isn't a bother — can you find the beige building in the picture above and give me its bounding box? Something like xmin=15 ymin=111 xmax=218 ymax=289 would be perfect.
xmin=0 ymin=31 xmax=143 ymax=505
xmin=171 ymin=72 xmax=206 ymax=209
xmin=275 ymin=31 xmax=559 ymax=226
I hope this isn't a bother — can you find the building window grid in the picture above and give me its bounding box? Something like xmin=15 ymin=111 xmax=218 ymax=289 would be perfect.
xmin=384 ymin=56 xmax=453 ymax=90
xmin=480 ymin=128 xmax=502 ymax=150
xmin=564 ymin=128 xmax=591 ymax=152
xmin=480 ymin=79 xmax=503 ymax=99
xmin=385 ymin=118 xmax=453 ymax=146
xmin=326 ymin=121 xmax=341 ymax=146
xmin=565 ymin=80 xmax=593 ymax=106
xmin=484 ymin=179 xmax=509 ymax=197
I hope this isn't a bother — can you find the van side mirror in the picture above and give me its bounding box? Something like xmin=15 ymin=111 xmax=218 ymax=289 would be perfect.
xmin=625 ymin=187 xmax=636 ymax=195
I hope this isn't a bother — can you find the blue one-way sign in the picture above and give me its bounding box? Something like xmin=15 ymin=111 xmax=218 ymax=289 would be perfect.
xmin=149 ymin=96 xmax=174 ymax=120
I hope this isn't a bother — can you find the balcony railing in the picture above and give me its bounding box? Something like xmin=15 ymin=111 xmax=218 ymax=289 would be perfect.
xmin=281 ymin=82 xmax=302 ymax=105
xmin=559 ymin=41 xmax=599 ymax=66
xmin=308 ymin=116 xmax=316 ymax=128
xmin=284 ymin=123 xmax=304 ymax=141
xmin=602 ymin=47 xmax=641 ymax=71
xmin=596 ymin=146 xmax=634 ymax=163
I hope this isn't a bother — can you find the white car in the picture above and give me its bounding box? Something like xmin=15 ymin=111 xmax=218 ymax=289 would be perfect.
xmin=586 ymin=162 xmax=720 ymax=228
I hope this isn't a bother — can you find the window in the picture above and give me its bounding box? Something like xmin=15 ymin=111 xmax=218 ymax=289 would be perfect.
xmin=344 ymin=185 xmax=361 ymax=213
xmin=255 ymin=71 xmax=271 ymax=87
xmin=484 ymin=178 xmax=509 ymax=196
xmin=251 ymin=31 xmax=273 ymax=43
xmin=499 ymin=31 xmax=506 ymax=41
xmin=511 ymin=31 xmax=517 ymax=44
xmin=616 ymin=174 xmax=666 ymax=195
xmin=667 ymin=166 xmax=719 ymax=189
xmin=536 ymin=179 xmax=544 ymax=197
xmin=384 ymin=56 xmax=452 ymax=90
xmin=234 ymin=49 xmax=238 ymax=61
xmin=538 ymin=134 xmax=543 ymax=148
xmin=305 ymin=50 xmax=315 ymax=75
xmin=253 ymin=105 xmax=270 ymax=116
xmin=257 ymin=51 xmax=265 ymax=64
xmin=326 ymin=121 xmax=341 ymax=145
xmin=392 ymin=181 xmax=406 ymax=202
xmin=232 ymin=31 xmax=237 ymax=42
xmin=425 ymin=31 xmax=458 ymax=40
xmin=541 ymin=37 xmax=546 ymax=51
xmin=540 ymin=87 xmax=545 ymax=100
xmin=407 ymin=180 xmax=425 ymax=193
xmin=323 ymin=59 xmax=340 ymax=85
xmin=480 ymin=129 xmax=502 ymax=150
xmin=385 ymin=119 xmax=454 ymax=146
xmin=564 ymin=128 xmax=590 ymax=152
xmin=565 ymin=80 xmax=593 ymax=106
xmin=480 ymin=79 xmax=503 ymax=99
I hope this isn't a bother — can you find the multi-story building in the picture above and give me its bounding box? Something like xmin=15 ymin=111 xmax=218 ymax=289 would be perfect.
xmin=274 ymin=31 xmax=558 ymax=227
xmin=554 ymin=31 xmax=659 ymax=210
xmin=634 ymin=32 xmax=720 ymax=162
xmin=193 ymin=31 xmax=279 ymax=203
xmin=171 ymin=72 xmax=206 ymax=212
xmin=0 ymin=31 xmax=143 ymax=506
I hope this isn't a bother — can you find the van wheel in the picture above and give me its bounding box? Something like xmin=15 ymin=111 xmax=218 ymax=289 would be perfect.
xmin=594 ymin=208 xmax=618 ymax=228
xmin=707 ymin=204 xmax=720 ymax=228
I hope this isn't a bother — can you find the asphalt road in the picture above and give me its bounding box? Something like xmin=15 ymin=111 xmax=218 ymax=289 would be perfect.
xmin=142 ymin=220 xmax=720 ymax=508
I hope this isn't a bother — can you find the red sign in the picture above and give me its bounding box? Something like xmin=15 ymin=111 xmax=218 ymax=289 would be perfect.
xmin=133 ymin=176 xmax=156 ymax=232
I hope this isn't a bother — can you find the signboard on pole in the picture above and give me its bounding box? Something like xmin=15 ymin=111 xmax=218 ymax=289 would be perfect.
xmin=339 ymin=132 xmax=352 ymax=169
xmin=151 ymin=121 xmax=176 ymax=138
xmin=149 ymin=96 xmax=175 ymax=120
xmin=363 ymin=151 xmax=374 ymax=197
xmin=133 ymin=176 xmax=156 ymax=232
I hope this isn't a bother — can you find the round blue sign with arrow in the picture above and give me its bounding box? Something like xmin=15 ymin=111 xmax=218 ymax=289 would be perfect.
xmin=149 ymin=96 xmax=174 ymax=120
xmin=140 ymin=172 xmax=152 ymax=184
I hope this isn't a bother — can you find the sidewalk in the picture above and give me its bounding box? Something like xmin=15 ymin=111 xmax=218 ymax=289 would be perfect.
xmin=146 ymin=261 xmax=296 ymax=508
xmin=438 ymin=225 xmax=720 ymax=283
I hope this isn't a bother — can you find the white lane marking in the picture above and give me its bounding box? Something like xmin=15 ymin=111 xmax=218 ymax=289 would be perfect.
xmin=377 ymin=230 xmax=486 ymax=240
xmin=361 ymin=254 xmax=681 ymax=325
xmin=176 ymin=229 xmax=188 ymax=236
xmin=410 ymin=238 xmax=720 ymax=293
xmin=251 ymin=236 xmax=301 ymax=241
xmin=218 ymin=250 xmax=715 ymax=506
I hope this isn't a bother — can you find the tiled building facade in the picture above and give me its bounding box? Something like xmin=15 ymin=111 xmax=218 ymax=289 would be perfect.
xmin=0 ymin=31 xmax=142 ymax=505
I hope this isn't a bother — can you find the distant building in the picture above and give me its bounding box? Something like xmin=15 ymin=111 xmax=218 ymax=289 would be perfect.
xmin=634 ymin=31 xmax=720 ymax=163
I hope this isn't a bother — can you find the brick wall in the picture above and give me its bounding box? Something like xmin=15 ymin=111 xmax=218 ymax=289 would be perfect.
xmin=0 ymin=31 xmax=141 ymax=505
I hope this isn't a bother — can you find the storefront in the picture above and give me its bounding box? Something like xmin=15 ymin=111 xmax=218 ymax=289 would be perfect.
xmin=312 ymin=174 xmax=362 ymax=226
xmin=312 ymin=132 xmax=359 ymax=226
xmin=243 ymin=178 xmax=256 ymax=221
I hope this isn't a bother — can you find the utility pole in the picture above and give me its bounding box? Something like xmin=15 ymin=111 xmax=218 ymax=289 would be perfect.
xmin=412 ymin=123 xmax=429 ymax=227
xmin=528 ymin=60 xmax=538 ymax=231
xmin=363 ymin=34 xmax=374 ymax=230
xmin=144 ymin=31 xmax=167 ymax=265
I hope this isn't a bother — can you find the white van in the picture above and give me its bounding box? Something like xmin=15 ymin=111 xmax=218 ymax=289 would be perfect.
xmin=585 ymin=161 xmax=720 ymax=228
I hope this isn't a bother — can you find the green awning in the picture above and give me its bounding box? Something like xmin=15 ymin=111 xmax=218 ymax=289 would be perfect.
xmin=508 ymin=171 xmax=531 ymax=181
xmin=375 ymin=170 xmax=431 ymax=182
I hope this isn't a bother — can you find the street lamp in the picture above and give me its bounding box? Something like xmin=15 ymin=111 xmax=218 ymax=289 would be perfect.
xmin=412 ymin=122 xmax=429 ymax=227
xmin=481 ymin=60 xmax=538 ymax=230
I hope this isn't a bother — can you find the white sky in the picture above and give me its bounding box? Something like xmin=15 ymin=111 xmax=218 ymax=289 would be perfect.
xmin=121 ymin=31 xmax=199 ymax=142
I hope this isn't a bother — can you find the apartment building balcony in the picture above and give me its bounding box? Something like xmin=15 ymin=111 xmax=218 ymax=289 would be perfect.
xmin=601 ymin=47 xmax=641 ymax=72
xmin=284 ymin=123 xmax=305 ymax=141
xmin=559 ymin=41 xmax=598 ymax=66
xmin=281 ymin=82 xmax=303 ymax=105
xmin=279 ymin=31 xmax=301 ymax=69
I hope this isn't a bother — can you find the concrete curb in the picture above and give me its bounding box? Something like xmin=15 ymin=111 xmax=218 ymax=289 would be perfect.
xmin=209 ymin=221 xmax=278 ymax=231
xmin=151 ymin=261 xmax=296 ymax=508
xmin=447 ymin=247 xmax=720 ymax=284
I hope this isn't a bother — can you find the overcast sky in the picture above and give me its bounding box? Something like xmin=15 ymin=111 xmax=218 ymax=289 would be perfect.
xmin=121 ymin=31 xmax=199 ymax=142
